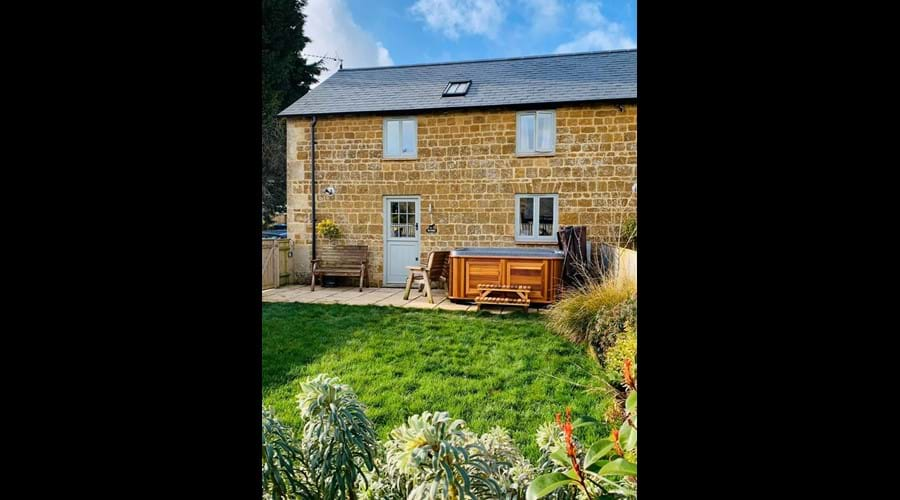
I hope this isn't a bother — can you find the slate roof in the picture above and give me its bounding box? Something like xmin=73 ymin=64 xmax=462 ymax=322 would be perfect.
xmin=279 ymin=49 xmax=636 ymax=117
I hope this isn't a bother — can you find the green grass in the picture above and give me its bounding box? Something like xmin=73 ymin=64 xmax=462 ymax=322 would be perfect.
xmin=262 ymin=302 xmax=609 ymax=461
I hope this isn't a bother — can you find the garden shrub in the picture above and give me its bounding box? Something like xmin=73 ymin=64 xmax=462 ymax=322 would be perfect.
xmin=604 ymin=324 xmax=636 ymax=380
xmin=363 ymin=419 xmax=538 ymax=499
xmin=597 ymin=324 xmax=636 ymax=427
xmin=587 ymin=294 xmax=636 ymax=364
xmin=296 ymin=374 xmax=379 ymax=499
xmin=261 ymin=408 xmax=314 ymax=499
xmin=546 ymin=279 xmax=636 ymax=347
xmin=474 ymin=426 xmax=536 ymax=498
xmin=381 ymin=411 xmax=509 ymax=499
xmin=262 ymin=373 xmax=637 ymax=499
xmin=527 ymin=363 xmax=638 ymax=500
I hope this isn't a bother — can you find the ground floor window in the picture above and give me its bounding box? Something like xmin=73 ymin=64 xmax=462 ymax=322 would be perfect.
xmin=515 ymin=194 xmax=558 ymax=242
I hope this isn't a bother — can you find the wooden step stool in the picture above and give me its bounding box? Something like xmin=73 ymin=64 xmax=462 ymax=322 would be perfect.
xmin=474 ymin=284 xmax=531 ymax=311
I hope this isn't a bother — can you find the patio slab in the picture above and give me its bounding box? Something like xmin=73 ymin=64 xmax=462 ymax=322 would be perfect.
xmin=262 ymin=285 xmax=538 ymax=314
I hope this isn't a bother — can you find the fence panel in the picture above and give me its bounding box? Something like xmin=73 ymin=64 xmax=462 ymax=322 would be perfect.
xmin=597 ymin=243 xmax=637 ymax=284
xmin=262 ymin=239 xmax=279 ymax=289
xmin=263 ymin=239 xmax=294 ymax=289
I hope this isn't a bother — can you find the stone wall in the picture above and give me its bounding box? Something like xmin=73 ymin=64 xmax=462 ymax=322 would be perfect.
xmin=286 ymin=103 xmax=636 ymax=286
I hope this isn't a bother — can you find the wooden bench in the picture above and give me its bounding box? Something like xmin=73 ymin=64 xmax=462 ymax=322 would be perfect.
xmin=474 ymin=284 xmax=531 ymax=311
xmin=403 ymin=250 xmax=450 ymax=304
xmin=310 ymin=245 xmax=367 ymax=292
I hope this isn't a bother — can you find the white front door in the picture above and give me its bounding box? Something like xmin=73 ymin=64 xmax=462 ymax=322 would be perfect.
xmin=384 ymin=196 xmax=421 ymax=286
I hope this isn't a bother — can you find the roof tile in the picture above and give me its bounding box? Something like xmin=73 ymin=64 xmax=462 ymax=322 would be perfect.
xmin=279 ymin=49 xmax=636 ymax=117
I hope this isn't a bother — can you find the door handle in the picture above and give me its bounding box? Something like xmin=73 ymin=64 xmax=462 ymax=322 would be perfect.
xmin=415 ymin=223 xmax=419 ymax=230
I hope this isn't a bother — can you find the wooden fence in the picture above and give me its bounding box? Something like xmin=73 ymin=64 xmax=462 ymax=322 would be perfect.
xmin=262 ymin=239 xmax=294 ymax=289
xmin=596 ymin=243 xmax=637 ymax=284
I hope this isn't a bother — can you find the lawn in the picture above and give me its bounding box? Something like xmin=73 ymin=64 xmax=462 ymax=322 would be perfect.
xmin=262 ymin=302 xmax=609 ymax=461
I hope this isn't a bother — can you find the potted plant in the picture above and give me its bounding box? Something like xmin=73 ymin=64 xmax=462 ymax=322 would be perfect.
xmin=316 ymin=219 xmax=342 ymax=287
xmin=317 ymin=219 xmax=341 ymax=241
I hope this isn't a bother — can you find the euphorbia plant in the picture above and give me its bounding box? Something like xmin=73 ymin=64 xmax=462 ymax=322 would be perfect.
xmin=383 ymin=411 xmax=503 ymax=499
xmin=297 ymin=374 xmax=379 ymax=499
xmin=526 ymin=360 xmax=637 ymax=499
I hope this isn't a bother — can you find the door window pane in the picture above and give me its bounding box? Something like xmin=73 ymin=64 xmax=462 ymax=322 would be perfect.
xmin=389 ymin=200 xmax=417 ymax=238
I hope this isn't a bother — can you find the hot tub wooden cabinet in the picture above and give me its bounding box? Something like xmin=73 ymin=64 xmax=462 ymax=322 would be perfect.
xmin=449 ymin=248 xmax=564 ymax=304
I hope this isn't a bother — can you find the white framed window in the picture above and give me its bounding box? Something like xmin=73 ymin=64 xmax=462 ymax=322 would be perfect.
xmin=516 ymin=110 xmax=556 ymax=155
xmin=383 ymin=117 xmax=417 ymax=159
xmin=515 ymin=194 xmax=559 ymax=242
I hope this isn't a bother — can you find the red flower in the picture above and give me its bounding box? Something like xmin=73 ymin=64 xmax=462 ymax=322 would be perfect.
xmin=623 ymin=359 xmax=635 ymax=389
xmin=612 ymin=429 xmax=624 ymax=456
xmin=557 ymin=407 xmax=582 ymax=478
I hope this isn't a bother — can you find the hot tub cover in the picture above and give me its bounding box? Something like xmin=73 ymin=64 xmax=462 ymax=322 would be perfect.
xmin=450 ymin=247 xmax=564 ymax=259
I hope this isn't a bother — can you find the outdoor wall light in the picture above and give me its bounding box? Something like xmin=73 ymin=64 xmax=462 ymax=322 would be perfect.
xmin=324 ymin=186 xmax=336 ymax=196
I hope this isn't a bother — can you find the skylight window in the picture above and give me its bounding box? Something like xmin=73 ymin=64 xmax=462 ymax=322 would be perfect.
xmin=442 ymin=80 xmax=471 ymax=97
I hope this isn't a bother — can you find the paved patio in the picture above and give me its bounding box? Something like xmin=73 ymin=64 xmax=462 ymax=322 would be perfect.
xmin=262 ymin=285 xmax=543 ymax=314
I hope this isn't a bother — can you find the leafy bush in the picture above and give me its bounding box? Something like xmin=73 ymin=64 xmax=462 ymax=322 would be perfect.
xmin=296 ymin=374 xmax=379 ymax=499
xmin=533 ymin=419 xmax=582 ymax=500
xmin=527 ymin=362 xmax=637 ymax=500
xmin=316 ymin=219 xmax=341 ymax=240
xmin=263 ymin=373 xmax=635 ymax=499
xmin=546 ymin=279 xmax=636 ymax=357
xmin=474 ymin=426 xmax=536 ymax=498
xmin=604 ymin=324 xmax=636 ymax=381
xmin=382 ymin=411 xmax=507 ymax=499
xmin=588 ymin=295 xmax=636 ymax=363
xmin=262 ymin=408 xmax=314 ymax=499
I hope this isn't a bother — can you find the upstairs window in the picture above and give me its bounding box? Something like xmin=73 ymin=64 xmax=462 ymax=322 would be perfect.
xmin=442 ymin=80 xmax=471 ymax=96
xmin=515 ymin=194 xmax=559 ymax=242
xmin=383 ymin=117 xmax=417 ymax=159
xmin=516 ymin=110 xmax=556 ymax=155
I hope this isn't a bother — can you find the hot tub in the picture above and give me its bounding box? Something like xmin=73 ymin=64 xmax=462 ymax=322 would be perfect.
xmin=449 ymin=247 xmax=563 ymax=304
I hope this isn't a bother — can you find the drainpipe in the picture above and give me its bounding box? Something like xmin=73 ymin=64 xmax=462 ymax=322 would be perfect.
xmin=310 ymin=115 xmax=318 ymax=260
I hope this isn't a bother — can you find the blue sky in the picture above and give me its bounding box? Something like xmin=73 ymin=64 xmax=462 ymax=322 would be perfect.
xmin=304 ymin=0 xmax=636 ymax=85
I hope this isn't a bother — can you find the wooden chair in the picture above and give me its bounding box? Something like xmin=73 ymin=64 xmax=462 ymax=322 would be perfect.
xmin=310 ymin=245 xmax=368 ymax=292
xmin=403 ymin=251 xmax=450 ymax=304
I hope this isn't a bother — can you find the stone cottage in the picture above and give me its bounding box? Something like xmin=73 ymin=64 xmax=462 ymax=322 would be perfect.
xmin=279 ymin=49 xmax=636 ymax=287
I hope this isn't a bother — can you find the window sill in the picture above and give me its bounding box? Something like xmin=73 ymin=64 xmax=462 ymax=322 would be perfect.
xmin=515 ymin=152 xmax=555 ymax=158
xmin=383 ymin=156 xmax=418 ymax=161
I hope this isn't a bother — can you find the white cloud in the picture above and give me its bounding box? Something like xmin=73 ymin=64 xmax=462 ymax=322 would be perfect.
xmin=576 ymin=1 xmax=604 ymax=25
xmin=410 ymin=0 xmax=507 ymax=39
xmin=522 ymin=0 xmax=562 ymax=34
xmin=376 ymin=42 xmax=392 ymax=66
xmin=555 ymin=1 xmax=635 ymax=53
xmin=304 ymin=0 xmax=394 ymax=86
